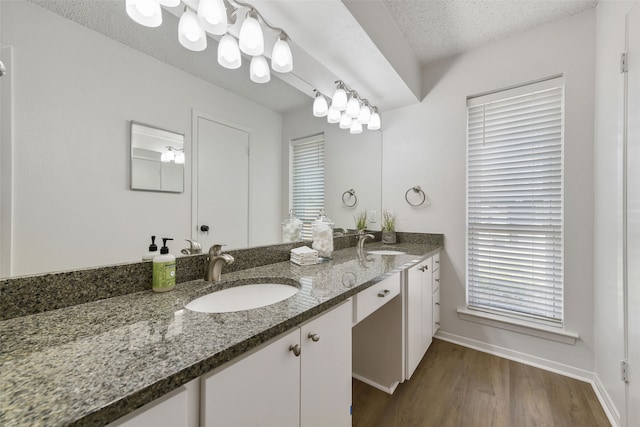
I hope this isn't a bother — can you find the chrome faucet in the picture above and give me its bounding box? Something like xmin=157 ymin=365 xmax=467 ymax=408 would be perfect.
xmin=204 ymin=244 xmax=234 ymax=283
xmin=357 ymin=230 xmax=375 ymax=250
xmin=333 ymin=227 xmax=348 ymax=237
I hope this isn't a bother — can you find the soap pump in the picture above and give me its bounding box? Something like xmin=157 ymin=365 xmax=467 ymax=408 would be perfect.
xmin=142 ymin=235 xmax=159 ymax=261
xmin=152 ymin=238 xmax=176 ymax=293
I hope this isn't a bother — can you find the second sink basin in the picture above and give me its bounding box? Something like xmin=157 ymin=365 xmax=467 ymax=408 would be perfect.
xmin=367 ymin=250 xmax=407 ymax=256
xmin=186 ymin=279 xmax=300 ymax=313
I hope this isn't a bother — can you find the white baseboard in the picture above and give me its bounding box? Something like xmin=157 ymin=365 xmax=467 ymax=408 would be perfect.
xmin=352 ymin=373 xmax=399 ymax=395
xmin=593 ymin=374 xmax=621 ymax=427
xmin=435 ymin=331 xmax=619 ymax=427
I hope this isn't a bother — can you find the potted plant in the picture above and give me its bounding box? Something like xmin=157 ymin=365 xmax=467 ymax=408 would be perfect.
xmin=382 ymin=210 xmax=397 ymax=244
xmin=354 ymin=211 xmax=368 ymax=231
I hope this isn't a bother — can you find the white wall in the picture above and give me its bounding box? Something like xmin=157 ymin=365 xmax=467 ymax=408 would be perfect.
xmin=1 ymin=1 xmax=282 ymax=276
xmin=382 ymin=11 xmax=597 ymax=374
xmin=594 ymin=1 xmax=638 ymax=425
xmin=281 ymin=108 xmax=382 ymax=233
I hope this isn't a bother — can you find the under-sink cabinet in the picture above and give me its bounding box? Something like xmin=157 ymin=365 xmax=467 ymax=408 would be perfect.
xmin=109 ymin=301 xmax=352 ymax=427
xmin=202 ymin=300 xmax=352 ymax=427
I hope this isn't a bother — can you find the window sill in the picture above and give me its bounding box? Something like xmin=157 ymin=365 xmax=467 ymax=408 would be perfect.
xmin=457 ymin=308 xmax=579 ymax=345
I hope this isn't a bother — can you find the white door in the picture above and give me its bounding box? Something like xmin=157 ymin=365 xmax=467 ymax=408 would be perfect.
xmin=627 ymin=2 xmax=640 ymax=425
xmin=196 ymin=116 xmax=249 ymax=251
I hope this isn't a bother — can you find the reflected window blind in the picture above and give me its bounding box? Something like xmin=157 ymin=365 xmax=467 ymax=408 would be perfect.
xmin=291 ymin=134 xmax=325 ymax=239
xmin=466 ymin=78 xmax=564 ymax=324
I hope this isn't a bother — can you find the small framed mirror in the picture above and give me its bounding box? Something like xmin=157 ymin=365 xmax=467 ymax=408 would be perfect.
xmin=130 ymin=121 xmax=185 ymax=193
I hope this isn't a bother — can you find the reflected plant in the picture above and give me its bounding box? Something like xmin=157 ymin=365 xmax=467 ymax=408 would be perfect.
xmin=382 ymin=210 xmax=397 ymax=232
xmin=354 ymin=211 xmax=368 ymax=230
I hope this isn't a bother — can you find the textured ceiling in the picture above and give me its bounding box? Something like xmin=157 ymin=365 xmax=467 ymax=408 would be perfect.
xmin=382 ymin=0 xmax=598 ymax=64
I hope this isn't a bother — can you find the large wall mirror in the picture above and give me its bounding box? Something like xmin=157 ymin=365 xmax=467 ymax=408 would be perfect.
xmin=0 ymin=0 xmax=382 ymax=278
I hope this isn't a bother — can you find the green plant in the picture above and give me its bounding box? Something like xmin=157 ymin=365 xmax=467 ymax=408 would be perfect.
xmin=382 ymin=210 xmax=397 ymax=232
xmin=354 ymin=211 xmax=368 ymax=230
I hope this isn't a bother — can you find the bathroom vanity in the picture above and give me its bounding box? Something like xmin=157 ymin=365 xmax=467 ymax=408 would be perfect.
xmin=0 ymin=237 xmax=442 ymax=426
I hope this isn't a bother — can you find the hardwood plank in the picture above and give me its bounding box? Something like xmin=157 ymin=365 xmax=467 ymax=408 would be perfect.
xmin=352 ymin=339 xmax=610 ymax=427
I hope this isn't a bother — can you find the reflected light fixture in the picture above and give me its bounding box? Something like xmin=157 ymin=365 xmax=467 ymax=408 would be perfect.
xmin=271 ymin=32 xmax=293 ymax=73
xmin=126 ymin=0 xmax=162 ymax=27
xmin=218 ymin=34 xmax=241 ymax=69
xmin=250 ymin=55 xmax=270 ymax=83
xmin=327 ymin=106 xmax=341 ymax=124
xmin=125 ymin=0 xmax=294 ymax=83
xmin=313 ymin=90 xmax=329 ymax=117
xmin=179 ymin=8 xmax=207 ymax=51
xmin=239 ymin=9 xmax=264 ymax=56
xmin=313 ymin=82 xmax=381 ymax=133
xmin=198 ymin=0 xmax=227 ymax=35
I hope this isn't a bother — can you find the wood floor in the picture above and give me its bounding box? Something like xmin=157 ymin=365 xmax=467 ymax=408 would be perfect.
xmin=352 ymin=339 xmax=610 ymax=427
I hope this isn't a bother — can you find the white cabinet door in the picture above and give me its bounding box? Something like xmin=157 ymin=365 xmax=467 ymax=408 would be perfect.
xmin=201 ymin=328 xmax=301 ymax=427
xmin=433 ymin=286 xmax=441 ymax=335
xmin=421 ymin=267 xmax=433 ymax=352
xmin=107 ymin=378 xmax=199 ymax=427
xmin=406 ymin=264 xmax=424 ymax=379
xmin=300 ymin=301 xmax=352 ymax=427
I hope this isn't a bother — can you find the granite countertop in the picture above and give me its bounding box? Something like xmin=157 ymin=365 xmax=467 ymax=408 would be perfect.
xmin=0 ymin=242 xmax=441 ymax=426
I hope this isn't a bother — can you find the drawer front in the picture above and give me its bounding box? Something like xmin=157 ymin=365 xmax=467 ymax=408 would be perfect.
xmin=433 ymin=287 xmax=441 ymax=335
xmin=355 ymin=274 xmax=400 ymax=324
xmin=433 ymin=252 xmax=440 ymax=271
xmin=432 ymin=268 xmax=440 ymax=293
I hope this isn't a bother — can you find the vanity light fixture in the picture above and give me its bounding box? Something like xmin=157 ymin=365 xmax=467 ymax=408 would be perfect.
xmin=314 ymin=82 xmax=382 ymax=132
xmin=179 ymin=7 xmax=207 ymax=51
xmin=126 ymin=0 xmax=163 ymax=27
xmin=161 ymin=146 xmax=185 ymax=163
xmin=313 ymin=90 xmax=329 ymax=117
xmin=125 ymin=0 xmax=294 ymax=83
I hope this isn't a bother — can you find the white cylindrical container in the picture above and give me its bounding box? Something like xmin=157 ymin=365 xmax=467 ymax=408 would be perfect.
xmin=312 ymin=209 xmax=334 ymax=260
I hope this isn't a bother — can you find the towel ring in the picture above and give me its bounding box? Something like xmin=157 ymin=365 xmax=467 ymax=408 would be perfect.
xmin=342 ymin=189 xmax=357 ymax=207
xmin=405 ymin=185 xmax=426 ymax=207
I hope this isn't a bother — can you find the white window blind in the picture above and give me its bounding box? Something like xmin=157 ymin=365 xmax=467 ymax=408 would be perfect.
xmin=466 ymin=77 xmax=564 ymax=324
xmin=291 ymin=134 xmax=325 ymax=239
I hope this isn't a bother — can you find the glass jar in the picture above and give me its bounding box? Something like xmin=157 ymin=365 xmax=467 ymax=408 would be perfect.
xmin=312 ymin=209 xmax=334 ymax=259
xmin=282 ymin=209 xmax=303 ymax=243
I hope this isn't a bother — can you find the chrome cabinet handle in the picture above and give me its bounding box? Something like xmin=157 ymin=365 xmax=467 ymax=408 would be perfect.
xmin=418 ymin=265 xmax=428 ymax=272
xmin=378 ymin=289 xmax=391 ymax=298
xmin=289 ymin=344 xmax=301 ymax=357
xmin=308 ymin=333 xmax=320 ymax=342
xmin=435 ymin=278 xmax=440 ymax=282
xmin=435 ymin=302 xmax=440 ymax=306
xmin=435 ymin=322 xmax=441 ymax=326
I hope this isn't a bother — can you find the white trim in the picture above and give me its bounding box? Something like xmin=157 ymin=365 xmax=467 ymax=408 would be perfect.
xmin=0 ymin=46 xmax=13 ymax=278
xmin=435 ymin=331 xmax=617 ymax=426
xmin=593 ymin=374 xmax=621 ymax=427
xmin=351 ymin=373 xmax=399 ymax=395
xmin=457 ymin=308 xmax=579 ymax=345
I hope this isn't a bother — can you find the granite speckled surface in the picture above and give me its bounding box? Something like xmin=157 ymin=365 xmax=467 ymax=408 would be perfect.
xmin=0 ymin=239 xmax=441 ymax=426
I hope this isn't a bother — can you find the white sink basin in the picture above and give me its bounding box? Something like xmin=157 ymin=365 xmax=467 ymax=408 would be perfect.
xmin=367 ymin=250 xmax=407 ymax=256
xmin=186 ymin=283 xmax=299 ymax=313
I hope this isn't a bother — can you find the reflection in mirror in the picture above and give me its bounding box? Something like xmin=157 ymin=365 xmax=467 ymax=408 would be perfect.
xmin=0 ymin=0 xmax=382 ymax=278
xmin=130 ymin=122 xmax=185 ymax=193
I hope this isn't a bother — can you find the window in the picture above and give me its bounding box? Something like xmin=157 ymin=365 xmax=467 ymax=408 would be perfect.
xmin=466 ymin=77 xmax=564 ymax=325
xmin=291 ymin=133 xmax=325 ymax=239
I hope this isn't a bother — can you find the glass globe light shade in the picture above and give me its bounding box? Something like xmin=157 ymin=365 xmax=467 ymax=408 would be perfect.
xmin=157 ymin=0 xmax=180 ymax=6
xmin=239 ymin=11 xmax=264 ymax=56
xmin=350 ymin=120 xmax=363 ymax=134
xmin=357 ymin=104 xmax=371 ymax=124
xmin=271 ymin=37 xmax=293 ymax=73
xmin=327 ymin=106 xmax=341 ymax=124
xmin=174 ymin=151 xmax=185 ymax=164
xmin=313 ymin=93 xmax=328 ymax=117
xmin=198 ymin=0 xmax=227 ymax=35
xmin=368 ymin=110 xmax=381 ymax=130
xmin=218 ymin=34 xmax=241 ymax=69
xmin=126 ymin=0 xmax=162 ymax=27
xmin=331 ymin=87 xmax=347 ymax=111
xmin=161 ymin=149 xmax=174 ymax=162
xmin=250 ymin=55 xmax=271 ymax=83
xmin=179 ymin=9 xmax=207 ymax=51
xmin=339 ymin=113 xmax=352 ymax=129
xmin=345 ymin=94 xmax=360 ymax=118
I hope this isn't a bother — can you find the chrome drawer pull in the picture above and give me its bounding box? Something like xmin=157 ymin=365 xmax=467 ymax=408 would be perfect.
xmin=435 ymin=322 xmax=441 ymax=326
xmin=435 ymin=302 xmax=440 ymax=306
xmin=378 ymin=289 xmax=391 ymax=298
xmin=308 ymin=333 xmax=320 ymax=342
xmin=435 ymin=278 xmax=440 ymax=282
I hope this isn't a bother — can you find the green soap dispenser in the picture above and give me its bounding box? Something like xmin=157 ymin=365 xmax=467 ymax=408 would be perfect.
xmin=152 ymin=238 xmax=176 ymax=292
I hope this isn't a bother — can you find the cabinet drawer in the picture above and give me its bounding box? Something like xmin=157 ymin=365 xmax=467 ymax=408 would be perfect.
xmin=432 ymin=253 xmax=440 ymax=271
xmin=354 ymin=274 xmax=400 ymax=324
xmin=432 ymin=268 xmax=440 ymax=293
